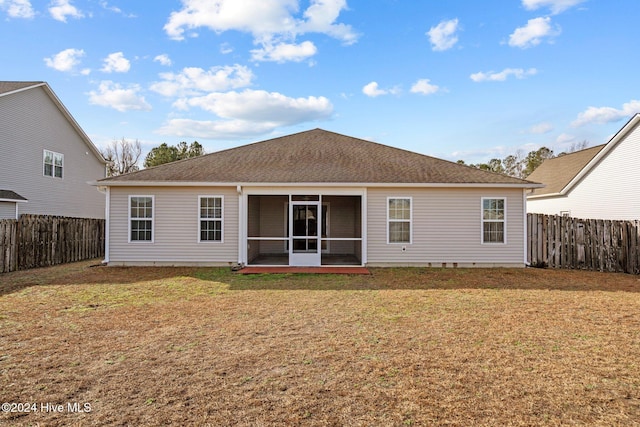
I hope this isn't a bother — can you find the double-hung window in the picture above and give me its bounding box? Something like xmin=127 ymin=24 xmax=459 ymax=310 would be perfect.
xmin=199 ymin=196 xmax=223 ymax=242
xmin=388 ymin=197 xmax=411 ymax=244
xmin=129 ymin=196 xmax=154 ymax=242
xmin=43 ymin=150 xmax=63 ymax=178
xmin=482 ymin=198 xmax=505 ymax=244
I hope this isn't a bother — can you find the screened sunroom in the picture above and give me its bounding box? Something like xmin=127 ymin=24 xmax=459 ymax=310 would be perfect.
xmin=246 ymin=194 xmax=362 ymax=266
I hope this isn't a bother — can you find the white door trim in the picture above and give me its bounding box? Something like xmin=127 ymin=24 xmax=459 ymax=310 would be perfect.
xmin=289 ymin=200 xmax=321 ymax=266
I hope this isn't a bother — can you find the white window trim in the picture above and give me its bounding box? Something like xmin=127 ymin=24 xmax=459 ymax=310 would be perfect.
xmin=128 ymin=195 xmax=154 ymax=244
xmin=481 ymin=197 xmax=506 ymax=245
xmin=198 ymin=195 xmax=224 ymax=243
xmin=387 ymin=196 xmax=412 ymax=244
xmin=43 ymin=149 xmax=64 ymax=179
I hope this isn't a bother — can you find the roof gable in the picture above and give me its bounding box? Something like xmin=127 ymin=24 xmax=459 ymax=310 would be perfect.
xmin=528 ymin=113 xmax=640 ymax=198
xmin=0 ymin=81 xmax=106 ymax=164
xmin=100 ymin=129 xmax=539 ymax=186
xmin=527 ymin=144 xmax=604 ymax=196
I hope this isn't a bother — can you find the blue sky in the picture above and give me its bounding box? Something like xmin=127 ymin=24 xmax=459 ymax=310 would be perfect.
xmin=2 ymin=0 xmax=640 ymax=164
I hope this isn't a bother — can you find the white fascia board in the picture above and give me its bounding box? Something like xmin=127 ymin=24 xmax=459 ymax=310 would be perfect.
xmin=0 ymin=198 xmax=27 ymax=203
xmin=97 ymin=181 xmax=545 ymax=189
xmin=527 ymin=192 xmax=562 ymax=200
xmin=0 ymin=82 xmax=47 ymax=98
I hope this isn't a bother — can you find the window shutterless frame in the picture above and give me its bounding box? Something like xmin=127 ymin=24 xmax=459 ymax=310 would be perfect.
xmin=481 ymin=197 xmax=506 ymax=244
xmin=43 ymin=149 xmax=64 ymax=179
xmin=198 ymin=195 xmax=224 ymax=243
xmin=387 ymin=197 xmax=412 ymax=244
xmin=128 ymin=195 xmax=154 ymax=243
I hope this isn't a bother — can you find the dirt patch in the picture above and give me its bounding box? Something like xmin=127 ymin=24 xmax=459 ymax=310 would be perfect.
xmin=1 ymin=261 xmax=640 ymax=425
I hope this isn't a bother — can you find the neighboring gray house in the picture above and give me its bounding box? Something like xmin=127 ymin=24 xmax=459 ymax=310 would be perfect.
xmin=527 ymin=114 xmax=640 ymax=220
xmin=0 ymin=81 xmax=106 ymax=219
xmin=97 ymin=129 xmax=542 ymax=268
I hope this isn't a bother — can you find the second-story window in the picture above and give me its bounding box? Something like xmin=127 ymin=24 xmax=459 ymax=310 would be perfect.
xmin=44 ymin=150 xmax=63 ymax=178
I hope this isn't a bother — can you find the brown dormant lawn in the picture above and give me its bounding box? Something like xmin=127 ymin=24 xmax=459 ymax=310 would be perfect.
xmin=1 ymin=261 xmax=639 ymax=426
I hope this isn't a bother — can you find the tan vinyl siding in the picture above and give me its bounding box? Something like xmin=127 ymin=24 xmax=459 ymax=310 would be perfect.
xmin=528 ymin=124 xmax=640 ymax=220
xmin=0 ymin=86 xmax=105 ymax=218
xmin=366 ymin=187 xmax=525 ymax=266
xmin=109 ymin=186 xmax=238 ymax=264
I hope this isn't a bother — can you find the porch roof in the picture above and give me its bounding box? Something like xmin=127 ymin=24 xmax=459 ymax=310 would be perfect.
xmin=0 ymin=190 xmax=27 ymax=202
xmin=99 ymin=129 xmax=540 ymax=187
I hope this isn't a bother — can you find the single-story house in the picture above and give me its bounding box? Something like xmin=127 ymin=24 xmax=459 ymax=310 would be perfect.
xmin=527 ymin=113 xmax=640 ymax=220
xmin=97 ymin=129 xmax=542 ymax=268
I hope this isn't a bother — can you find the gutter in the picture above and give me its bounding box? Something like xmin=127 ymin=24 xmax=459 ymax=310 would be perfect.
xmin=93 ymin=181 xmax=546 ymax=189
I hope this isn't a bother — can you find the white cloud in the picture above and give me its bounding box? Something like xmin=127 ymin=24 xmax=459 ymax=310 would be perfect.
xmin=427 ymin=18 xmax=459 ymax=52
xmin=470 ymin=68 xmax=538 ymax=82
xmin=88 ymin=81 xmax=152 ymax=112
xmin=101 ymin=52 xmax=131 ymax=73
xmin=43 ymin=48 xmax=85 ymax=72
xmin=522 ymin=0 xmax=586 ymax=14
xmin=157 ymin=89 xmax=333 ymax=139
xmin=251 ymin=40 xmax=317 ymax=62
xmin=556 ymin=133 xmax=576 ymax=144
xmin=153 ymin=54 xmax=172 ymax=66
xmin=163 ymin=0 xmax=357 ymax=62
xmin=220 ymin=43 xmax=233 ymax=54
xmin=571 ymin=100 xmax=640 ymax=127
xmin=410 ymin=79 xmax=440 ymax=95
xmin=508 ymin=17 xmax=559 ymax=48
xmin=165 ymin=0 xmax=298 ymax=40
xmin=362 ymin=81 xmax=399 ymax=97
xmin=528 ymin=122 xmax=554 ymax=134
xmin=49 ymin=0 xmax=84 ymax=22
xmin=150 ymin=65 xmax=254 ymax=97
xmin=99 ymin=1 xmax=133 ymax=17
xmin=1 ymin=0 xmax=35 ymax=18
xmin=177 ymin=89 xmax=333 ymax=123
xmin=297 ymin=0 xmax=358 ymax=45
xmin=156 ymin=119 xmax=279 ymax=139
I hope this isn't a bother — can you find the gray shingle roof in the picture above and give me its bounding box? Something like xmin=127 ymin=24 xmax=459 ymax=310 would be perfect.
xmin=100 ymin=129 xmax=539 ymax=186
xmin=0 ymin=190 xmax=27 ymax=201
xmin=527 ymin=145 xmax=605 ymax=196
xmin=0 ymin=81 xmax=43 ymax=96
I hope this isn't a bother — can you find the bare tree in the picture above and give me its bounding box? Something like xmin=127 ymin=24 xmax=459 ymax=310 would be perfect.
xmin=102 ymin=138 xmax=142 ymax=176
xmin=558 ymin=140 xmax=590 ymax=157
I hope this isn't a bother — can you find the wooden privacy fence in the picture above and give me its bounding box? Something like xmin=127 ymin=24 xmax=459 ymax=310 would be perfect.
xmin=527 ymin=213 xmax=640 ymax=274
xmin=0 ymin=214 xmax=104 ymax=273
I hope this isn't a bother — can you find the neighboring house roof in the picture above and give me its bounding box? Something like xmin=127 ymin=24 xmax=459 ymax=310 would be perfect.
xmin=0 ymin=190 xmax=27 ymax=202
xmin=528 ymin=113 xmax=640 ymax=199
xmin=99 ymin=129 xmax=541 ymax=187
xmin=0 ymin=81 xmax=106 ymax=165
xmin=0 ymin=81 xmax=44 ymax=95
xmin=527 ymin=144 xmax=605 ymax=196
